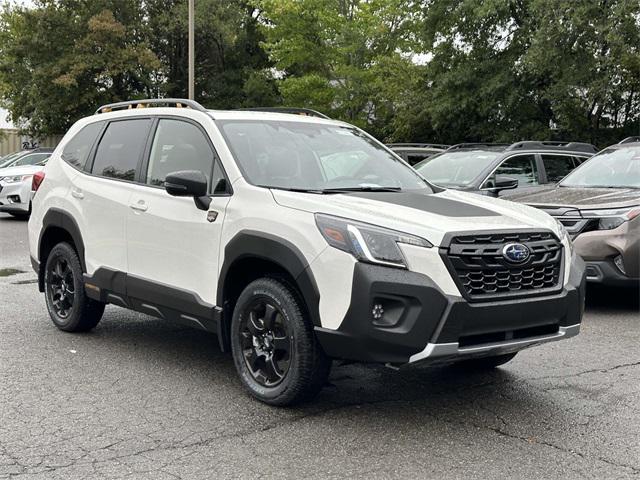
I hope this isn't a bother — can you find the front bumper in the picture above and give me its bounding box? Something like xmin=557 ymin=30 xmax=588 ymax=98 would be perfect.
xmin=0 ymin=181 xmax=31 ymax=213
xmin=572 ymin=217 xmax=639 ymax=286
xmin=315 ymin=256 xmax=586 ymax=365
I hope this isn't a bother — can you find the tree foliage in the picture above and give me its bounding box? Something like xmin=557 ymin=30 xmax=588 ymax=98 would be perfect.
xmin=396 ymin=0 xmax=640 ymax=145
xmin=0 ymin=0 xmax=639 ymax=146
xmin=0 ymin=0 xmax=160 ymax=136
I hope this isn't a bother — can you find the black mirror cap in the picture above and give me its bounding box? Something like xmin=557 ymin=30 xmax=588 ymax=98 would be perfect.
xmin=165 ymin=170 xmax=208 ymax=198
xmin=491 ymin=175 xmax=519 ymax=191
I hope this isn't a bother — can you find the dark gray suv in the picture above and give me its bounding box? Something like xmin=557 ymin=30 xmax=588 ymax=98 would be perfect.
xmin=414 ymin=141 xmax=597 ymax=198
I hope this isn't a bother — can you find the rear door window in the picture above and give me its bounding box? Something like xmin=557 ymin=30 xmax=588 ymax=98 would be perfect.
xmin=541 ymin=154 xmax=577 ymax=183
xmin=62 ymin=122 xmax=103 ymax=170
xmin=91 ymin=119 xmax=151 ymax=181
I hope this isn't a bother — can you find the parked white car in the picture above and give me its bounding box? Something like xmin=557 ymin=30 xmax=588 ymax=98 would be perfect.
xmin=0 ymin=160 xmax=47 ymax=217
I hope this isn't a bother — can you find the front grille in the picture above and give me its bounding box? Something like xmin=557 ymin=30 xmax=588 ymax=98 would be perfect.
xmin=441 ymin=231 xmax=564 ymax=301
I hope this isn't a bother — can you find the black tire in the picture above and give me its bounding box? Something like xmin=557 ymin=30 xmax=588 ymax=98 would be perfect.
xmin=44 ymin=242 xmax=105 ymax=332
xmin=231 ymin=277 xmax=331 ymax=406
xmin=455 ymin=352 xmax=518 ymax=370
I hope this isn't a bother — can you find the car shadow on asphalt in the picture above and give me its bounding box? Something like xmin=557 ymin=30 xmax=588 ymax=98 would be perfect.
xmin=585 ymin=284 xmax=640 ymax=312
xmin=73 ymin=309 xmax=552 ymax=416
xmin=0 ymin=214 xmax=27 ymax=222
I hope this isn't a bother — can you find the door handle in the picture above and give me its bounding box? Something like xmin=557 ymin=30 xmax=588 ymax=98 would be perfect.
xmin=71 ymin=188 xmax=84 ymax=199
xmin=129 ymin=201 xmax=148 ymax=212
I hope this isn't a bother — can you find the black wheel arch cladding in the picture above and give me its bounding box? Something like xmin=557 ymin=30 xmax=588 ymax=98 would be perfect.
xmin=38 ymin=209 xmax=86 ymax=292
xmin=218 ymin=230 xmax=322 ymax=327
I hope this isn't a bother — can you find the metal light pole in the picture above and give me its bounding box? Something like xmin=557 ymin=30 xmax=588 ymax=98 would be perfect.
xmin=188 ymin=0 xmax=195 ymax=100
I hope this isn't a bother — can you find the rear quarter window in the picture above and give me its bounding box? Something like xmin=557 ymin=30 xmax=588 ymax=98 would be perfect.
xmin=61 ymin=122 xmax=104 ymax=170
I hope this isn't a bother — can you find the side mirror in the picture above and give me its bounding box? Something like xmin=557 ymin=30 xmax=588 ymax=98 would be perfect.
xmin=165 ymin=170 xmax=211 ymax=211
xmin=484 ymin=175 xmax=518 ymax=196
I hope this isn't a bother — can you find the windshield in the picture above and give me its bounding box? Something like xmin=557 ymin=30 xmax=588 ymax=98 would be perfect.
xmin=218 ymin=120 xmax=431 ymax=192
xmin=0 ymin=152 xmax=22 ymax=168
xmin=560 ymin=146 xmax=640 ymax=188
xmin=416 ymin=150 xmax=501 ymax=187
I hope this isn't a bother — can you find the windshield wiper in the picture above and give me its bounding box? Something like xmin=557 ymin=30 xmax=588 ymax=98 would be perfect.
xmin=320 ymin=186 xmax=402 ymax=193
xmin=258 ymin=185 xmax=326 ymax=194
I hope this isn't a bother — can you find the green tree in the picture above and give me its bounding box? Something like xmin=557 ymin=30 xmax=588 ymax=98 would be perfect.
xmin=524 ymin=0 xmax=640 ymax=145
xmin=146 ymin=0 xmax=277 ymax=108
xmin=0 ymin=0 xmax=160 ymax=136
xmin=396 ymin=0 xmax=640 ymax=146
xmin=258 ymin=0 xmax=422 ymax=136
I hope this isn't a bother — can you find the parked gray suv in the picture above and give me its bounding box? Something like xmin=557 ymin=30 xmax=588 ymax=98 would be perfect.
xmin=415 ymin=141 xmax=597 ymax=198
xmin=511 ymin=138 xmax=640 ymax=286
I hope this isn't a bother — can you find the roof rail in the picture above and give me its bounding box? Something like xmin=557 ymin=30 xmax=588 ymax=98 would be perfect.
xmin=446 ymin=143 xmax=510 ymax=151
xmin=236 ymin=107 xmax=330 ymax=119
xmin=95 ymin=98 xmax=207 ymax=115
xmin=387 ymin=143 xmax=450 ymax=150
xmin=505 ymin=141 xmax=598 ymax=154
xmin=618 ymin=136 xmax=640 ymax=144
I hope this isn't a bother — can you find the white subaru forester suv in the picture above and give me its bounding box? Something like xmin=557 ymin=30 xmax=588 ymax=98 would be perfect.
xmin=28 ymin=99 xmax=585 ymax=405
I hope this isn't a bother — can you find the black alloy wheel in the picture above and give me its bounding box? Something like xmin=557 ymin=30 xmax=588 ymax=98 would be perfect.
xmin=230 ymin=277 xmax=331 ymax=406
xmin=239 ymin=298 xmax=293 ymax=387
xmin=47 ymin=257 xmax=75 ymax=319
xmin=44 ymin=242 xmax=105 ymax=332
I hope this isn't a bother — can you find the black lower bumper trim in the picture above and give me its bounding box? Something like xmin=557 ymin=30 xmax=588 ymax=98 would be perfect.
xmin=316 ymin=257 xmax=586 ymax=364
xmin=584 ymin=260 xmax=639 ymax=287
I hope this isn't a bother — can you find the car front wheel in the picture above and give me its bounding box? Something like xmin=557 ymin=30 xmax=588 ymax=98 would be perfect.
xmin=231 ymin=277 xmax=331 ymax=406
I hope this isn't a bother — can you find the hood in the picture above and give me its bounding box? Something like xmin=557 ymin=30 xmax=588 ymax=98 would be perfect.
xmin=0 ymin=164 xmax=45 ymax=177
xmin=271 ymin=188 xmax=560 ymax=246
xmin=511 ymin=186 xmax=640 ymax=211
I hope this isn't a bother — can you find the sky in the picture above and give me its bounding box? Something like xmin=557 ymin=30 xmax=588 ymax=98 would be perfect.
xmin=0 ymin=109 xmax=13 ymax=129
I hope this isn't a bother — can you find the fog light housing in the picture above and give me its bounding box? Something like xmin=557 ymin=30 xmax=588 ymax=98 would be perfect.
xmin=8 ymin=195 xmax=20 ymax=204
xmin=371 ymin=297 xmax=405 ymax=327
xmin=613 ymin=255 xmax=626 ymax=275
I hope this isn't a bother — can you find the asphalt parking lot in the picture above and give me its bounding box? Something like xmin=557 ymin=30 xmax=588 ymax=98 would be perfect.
xmin=0 ymin=213 xmax=638 ymax=479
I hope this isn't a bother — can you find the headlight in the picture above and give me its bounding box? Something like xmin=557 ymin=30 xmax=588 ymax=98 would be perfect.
xmin=0 ymin=174 xmax=32 ymax=184
xmin=315 ymin=214 xmax=432 ymax=268
xmin=581 ymin=207 xmax=640 ymax=231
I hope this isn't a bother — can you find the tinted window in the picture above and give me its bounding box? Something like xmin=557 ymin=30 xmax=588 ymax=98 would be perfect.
xmin=146 ymin=119 xmax=216 ymax=188
xmin=489 ymin=155 xmax=538 ymax=187
xmin=62 ymin=122 xmax=103 ymax=169
xmin=13 ymin=153 xmax=50 ymax=167
xmin=92 ymin=119 xmax=151 ymax=181
xmin=542 ymin=154 xmax=576 ymax=182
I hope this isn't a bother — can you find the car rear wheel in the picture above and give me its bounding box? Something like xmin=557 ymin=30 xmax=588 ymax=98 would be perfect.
xmin=231 ymin=277 xmax=331 ymax=406
xmin=44 ymin=242 xmax=105 ymax=332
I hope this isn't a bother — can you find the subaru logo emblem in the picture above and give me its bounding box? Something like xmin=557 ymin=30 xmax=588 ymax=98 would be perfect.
xmin=502 ymin=243 xmax=530 ymax=264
